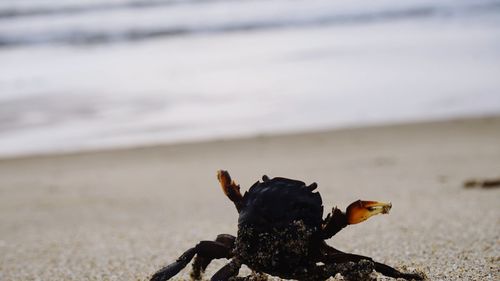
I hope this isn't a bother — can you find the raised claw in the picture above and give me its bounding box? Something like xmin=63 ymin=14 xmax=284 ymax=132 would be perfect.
xmin=346 ymin=200 xmax=392 ymax=224
xmin=217 ymin=170 xmax=243 ymax=203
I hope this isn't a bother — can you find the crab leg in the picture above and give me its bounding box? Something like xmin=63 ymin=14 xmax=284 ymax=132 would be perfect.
xmin=374 ymin=261 xmax=424 ymax=280
xmin=191 ymin=234 xmax=236 ymax=280
xmin=217 ymin=170 xmax=244 ymax=211
xmin=319 ymin=243 xmax=423 ymax=280
xmin=150 ymin=239 xmax=233 ymax=281
xmin=150 ymin=248 xmax=196 ymax=281
xmin=210 ymin=259 xmax=242 ymax=281
xmin=323 ymin=253 xmax=422 ymax=280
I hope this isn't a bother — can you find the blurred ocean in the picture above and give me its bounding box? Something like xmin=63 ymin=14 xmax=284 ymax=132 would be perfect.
xmin=0 ymin=0 xmax=500 ymax=157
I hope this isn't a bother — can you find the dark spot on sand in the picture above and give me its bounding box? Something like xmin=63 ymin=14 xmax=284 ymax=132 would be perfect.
xmin=464 ymin=177 xmax=500 ymax=189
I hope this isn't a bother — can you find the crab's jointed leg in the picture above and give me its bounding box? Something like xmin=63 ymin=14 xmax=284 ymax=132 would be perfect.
xmin=319 ymin=243 xmax=423 ymax=280
xmin=217 ymin=170 xmax=244 ymax=211
xmin=150 ymin=234 xmax=235 ymax=281
xmin=191 ymin=234 xmax=236 ymax=280
xmin=210 ymin=259 xmax=242 ymax=281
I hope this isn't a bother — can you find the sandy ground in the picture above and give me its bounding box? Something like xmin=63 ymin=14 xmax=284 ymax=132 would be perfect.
xmin=0 ymin=117 xmax=499 ymax=281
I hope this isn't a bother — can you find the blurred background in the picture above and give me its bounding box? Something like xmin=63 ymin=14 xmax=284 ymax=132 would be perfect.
xmin=1 ymin=0 xmax=500 ymax=158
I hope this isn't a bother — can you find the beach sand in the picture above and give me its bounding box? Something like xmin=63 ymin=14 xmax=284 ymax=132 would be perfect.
xmin=0 ymin=117 xmax=499 ymax=281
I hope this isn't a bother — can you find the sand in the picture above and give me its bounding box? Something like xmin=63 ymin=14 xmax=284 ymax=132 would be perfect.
xmin=0 ymin=117 xmax=499 ymax=281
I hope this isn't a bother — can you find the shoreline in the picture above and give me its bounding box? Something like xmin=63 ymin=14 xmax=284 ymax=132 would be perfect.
xmin=2 ymin=114 xmax=498 ymax=162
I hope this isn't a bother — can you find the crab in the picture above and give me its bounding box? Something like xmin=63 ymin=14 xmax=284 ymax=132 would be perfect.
xmin=150 ymin=170 xmax=423 ymax=281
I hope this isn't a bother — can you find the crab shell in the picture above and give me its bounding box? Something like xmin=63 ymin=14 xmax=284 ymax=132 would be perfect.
xmin=235 ymin=177 xmax=324 ymax=278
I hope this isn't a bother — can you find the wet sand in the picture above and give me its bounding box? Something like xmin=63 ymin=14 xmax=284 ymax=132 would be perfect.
xmin=0 ymin=117 xmax=499 ymax=280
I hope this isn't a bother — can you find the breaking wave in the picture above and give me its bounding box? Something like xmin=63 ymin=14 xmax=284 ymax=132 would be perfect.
xmin=0 ymin=0 xmax=499 ymax=47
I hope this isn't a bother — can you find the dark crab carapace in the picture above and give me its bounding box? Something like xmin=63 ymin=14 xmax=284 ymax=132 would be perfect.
xmin=150 ymin=171 xmax=423 ymax=281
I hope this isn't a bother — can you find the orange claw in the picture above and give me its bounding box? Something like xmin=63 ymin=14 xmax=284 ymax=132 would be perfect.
xmin=217 ymin=170 xmax=243 ymax=202
xmin=346 ymin=200 xmax=392 ymax=225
